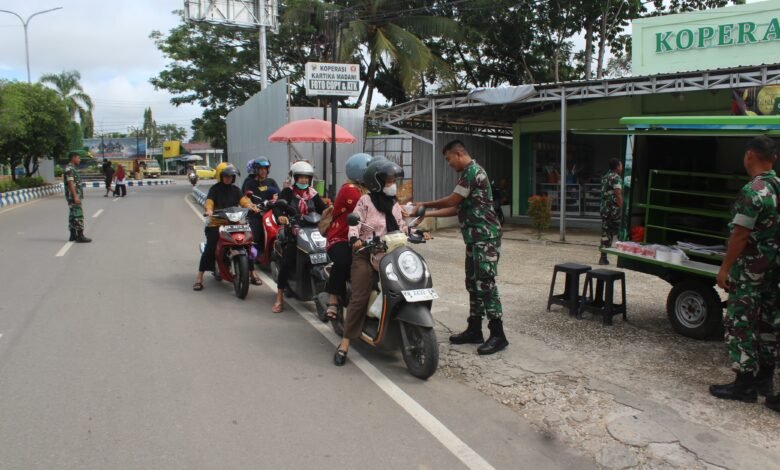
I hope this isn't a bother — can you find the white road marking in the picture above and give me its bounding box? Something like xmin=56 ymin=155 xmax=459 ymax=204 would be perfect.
xmin=255 ymin=270 xmax=495 ymax=470
xmin=187 ymin=197 xmax=493 ymax=470
xmin=112 ymin=197 xmax=120 ymax=202
xmin=56 ymin=242 xmax=74 ymax=257
xmin=184 ymin=195 xmax=206 ymax=221
xmin=92 ymin=209 xmax=104 ymax=218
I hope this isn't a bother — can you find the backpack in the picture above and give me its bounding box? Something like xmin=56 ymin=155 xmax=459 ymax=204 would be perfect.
xmin=318 ymin=205 xmax=334 ymax=236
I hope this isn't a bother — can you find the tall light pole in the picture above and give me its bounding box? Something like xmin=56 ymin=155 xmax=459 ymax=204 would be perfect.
xmin=0 ymin=7 xmax=63 ymax=83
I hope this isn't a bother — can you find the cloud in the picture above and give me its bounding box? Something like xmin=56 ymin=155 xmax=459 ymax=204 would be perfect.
xmin=0 ymin=0 xmax=204 ymax=137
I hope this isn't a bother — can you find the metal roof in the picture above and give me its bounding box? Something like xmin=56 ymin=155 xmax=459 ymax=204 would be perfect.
xmin=369 ymin=64 xmax=780 ymax=138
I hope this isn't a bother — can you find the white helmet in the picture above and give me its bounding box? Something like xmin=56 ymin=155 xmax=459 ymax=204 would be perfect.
xmin=289 ymin=161 xmax=314 ymax=179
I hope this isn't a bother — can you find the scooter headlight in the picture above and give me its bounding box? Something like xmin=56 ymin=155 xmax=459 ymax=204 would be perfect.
xmin=397 ymin=251 xmax=424 ymax=282
xmin=227 ymin=212 xmax=242 ymax=223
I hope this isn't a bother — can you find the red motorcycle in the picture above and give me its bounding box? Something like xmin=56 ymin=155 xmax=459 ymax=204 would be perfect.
xmin=254 ymin=197 xmax=296 ymax=270
xmin=199 ymin=207 xmax=254 ymax=299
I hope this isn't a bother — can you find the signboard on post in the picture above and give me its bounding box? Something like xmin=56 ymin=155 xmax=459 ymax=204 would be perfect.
xmin=305 ymin=62 xmax=361 ymax=97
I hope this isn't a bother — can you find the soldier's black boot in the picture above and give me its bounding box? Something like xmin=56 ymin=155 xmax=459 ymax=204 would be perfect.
xmin=75 ymin=230 xmax=92 ymax=243
xmin=449 ymin=316 xmax=484 ymax=345
xmin=69 ymin=229 xmax=76 ymax=242
xmin=477 ymin=319 xmax=509 ymax=355
xmin=709 ymin=371 xmax=758 ymax=403
xmin=766 ymin=394 xmax=780 ymax=412
xmin=598 ymin=253 xmax=609 ymax=265
xmin=755 ymin=364 xmax=775 ymax=397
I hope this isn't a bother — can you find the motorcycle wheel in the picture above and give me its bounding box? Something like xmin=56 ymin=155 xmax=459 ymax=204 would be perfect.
xmin=233 ymin=255 xmax=250 ymax=299
xmin=400 ymin=323 xmax=438 ymax=380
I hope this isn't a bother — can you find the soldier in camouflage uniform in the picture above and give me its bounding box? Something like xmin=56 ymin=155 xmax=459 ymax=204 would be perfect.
xmin=598 ymin=158 xmax=623 ymax=265
xmin=415 ymin=140 xmax=507 ymax=355
xmin=711 ymin=136 xmax=778 ymax=410
xmin=64 ymin=152 xmax=91 ymax=243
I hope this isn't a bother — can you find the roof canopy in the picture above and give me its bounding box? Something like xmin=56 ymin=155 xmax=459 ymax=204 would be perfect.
xmin=573 ymin=115 xmax=780 ymax=136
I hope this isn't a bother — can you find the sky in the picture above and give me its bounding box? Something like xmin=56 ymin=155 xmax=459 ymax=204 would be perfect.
xmin=0 ymin=0 xmax=203 ymax=139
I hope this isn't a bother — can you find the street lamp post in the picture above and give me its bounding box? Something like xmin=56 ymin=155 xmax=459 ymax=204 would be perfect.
xmin=0 ymin=7 xmax=63 ymax=83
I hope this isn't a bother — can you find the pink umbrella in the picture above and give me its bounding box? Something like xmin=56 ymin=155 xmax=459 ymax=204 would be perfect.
xmin=268 ymin=118 xmax=356 ymax=144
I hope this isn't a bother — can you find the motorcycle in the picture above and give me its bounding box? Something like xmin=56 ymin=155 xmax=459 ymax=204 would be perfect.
xmin=270 ymin=199 xmax=329 ymax=301
xmin=188 ymin=170 xmax=198 ymax=186
xmin=315 ymin=212 xmax=439 ymax=380
xmin=199 ymin=207 xmax=254 ymax=299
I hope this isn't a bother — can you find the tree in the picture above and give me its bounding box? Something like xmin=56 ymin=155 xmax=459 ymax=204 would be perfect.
xmin=0 ymin=82 xmax=70 ymax=179
xmin=142 ymin=107 xmax=157 ymax=147
xmin=39 ymin=70 xmax=94 ymax=138
xmin=332 ymin=0 xmax=461 ymax=112
xmin=150 ymin=1 xmax=327 ymax=149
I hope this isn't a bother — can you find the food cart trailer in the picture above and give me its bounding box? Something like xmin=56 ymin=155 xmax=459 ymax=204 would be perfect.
xmin=599 ymin=116 xmax=780 ymax=339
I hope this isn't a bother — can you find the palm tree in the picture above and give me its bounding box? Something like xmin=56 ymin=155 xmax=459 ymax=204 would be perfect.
xmin=39 ymin=70 xmax=94 ymax=138
xmin=334 ymin=1 xmax=460 ymax=112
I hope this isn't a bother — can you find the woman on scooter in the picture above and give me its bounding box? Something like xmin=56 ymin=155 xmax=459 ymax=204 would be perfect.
xmin=333 ymin=159 xmax=406 ymax=366
xmin=193 ymin=162 xmax=262 ymax=291
xmin=272 ymin=161 xmax=328 ymax=313
xmin=323 ymin=153 xmax=373 ymax=321
xmin=242 ymin=157 xmax=279 ymax=259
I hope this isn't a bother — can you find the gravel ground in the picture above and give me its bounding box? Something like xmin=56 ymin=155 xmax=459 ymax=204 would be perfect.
xmin=416 ymin=225 xmax=780 ymax=468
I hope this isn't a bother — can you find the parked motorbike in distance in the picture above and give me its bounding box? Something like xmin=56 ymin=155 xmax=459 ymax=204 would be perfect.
xmin=199 ymin=207 xmax=254 ymax=299
xmin=188 ymin=170 xmax=198 ymax=186
xmin=270 ymin=199 xmax=329 ymax=302
xmin=316 ymin=211 xmax=439 ymax=379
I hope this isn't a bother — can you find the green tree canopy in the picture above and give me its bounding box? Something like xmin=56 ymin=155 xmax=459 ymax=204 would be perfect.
xmin=39 ymin=70 xmax=95 ymax=139
xmin=0 ymin=82 xmax=70 ymax=179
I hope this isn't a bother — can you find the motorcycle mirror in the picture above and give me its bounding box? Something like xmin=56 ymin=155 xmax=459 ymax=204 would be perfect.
xmin=346 ymin=214 xmax=361 ymax=226
xmin=245 ymin=190 xmax=253 ymax=197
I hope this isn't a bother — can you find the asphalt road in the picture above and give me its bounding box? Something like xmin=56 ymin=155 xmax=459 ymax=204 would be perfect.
xmin=0 ymin=184 xmax=593 ymax=470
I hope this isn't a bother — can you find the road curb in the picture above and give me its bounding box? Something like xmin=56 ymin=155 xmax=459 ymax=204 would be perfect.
xmin=0 ymin=179 xmax=177 ymax=210
xmin=0 ymin=183 xmax=64 ymax=208
xmin=192 ymin=187 xmax=207 ymax=206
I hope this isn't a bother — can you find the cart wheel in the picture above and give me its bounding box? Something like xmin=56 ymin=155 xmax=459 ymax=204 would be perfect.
xmin=666 ymin=280 xmax=722 ymax=340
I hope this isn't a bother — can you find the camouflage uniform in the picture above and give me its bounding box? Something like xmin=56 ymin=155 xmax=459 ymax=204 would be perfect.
xmin=63 ymin=163 xmax=84 ymax=233
xmin=600 ymin=170 xmax=622 ymax=248
xmin=724 ymin=170 xmax=780 ymax=373
xmin=454 ymin=161 xmax=503 ymax=320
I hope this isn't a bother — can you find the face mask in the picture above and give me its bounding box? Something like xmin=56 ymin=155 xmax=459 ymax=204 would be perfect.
xmin=382 ymin=183 xmax=397 ymax=197
xmin=295 ymin=182 xmax=309 ymax=190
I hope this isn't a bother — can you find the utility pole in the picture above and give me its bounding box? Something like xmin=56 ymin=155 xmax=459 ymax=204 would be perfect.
xmin=0 ymin=7 xmax=62 ymax=83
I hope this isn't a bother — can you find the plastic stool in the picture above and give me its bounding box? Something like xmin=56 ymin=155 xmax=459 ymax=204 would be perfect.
xmin=580 ymin=269 xmax=627 ymax=325
xmin=547 ymin=263 xmax=592 ymax=317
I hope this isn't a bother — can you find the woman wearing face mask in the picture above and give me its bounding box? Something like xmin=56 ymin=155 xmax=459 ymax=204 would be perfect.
xmin=272 ymin=161 xmax=328 ymax=313
xmin=333 ymin=159 xmax=406 ymax=366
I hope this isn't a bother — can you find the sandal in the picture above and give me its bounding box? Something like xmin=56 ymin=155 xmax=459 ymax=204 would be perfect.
xmin=325 ymin=303 xmax=339 ymax=321
xmin=250 ymin=275 xmax=262 ymax=286
xmin=192 ymin=282 xmax=204 ymax=291
xmin=272 ymin=301 xmax=285 ymax=313
xmin=333 ymin=347 xmax=348 ymax=366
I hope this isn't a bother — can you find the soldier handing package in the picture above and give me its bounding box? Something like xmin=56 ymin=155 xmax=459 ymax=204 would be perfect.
xmin=414 ymin=140 xmax=507 ymax=356
xmin=711 ymin=135 xmax=779 ymax=412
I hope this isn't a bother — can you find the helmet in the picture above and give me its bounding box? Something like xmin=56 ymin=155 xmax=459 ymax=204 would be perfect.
xmin=216 ymin=162 xmax=239 ymax=183
xmin=246 ymin=159 xmax=256 ymax=176
xmin=289 ymin=161 xmax=314 ymax=180
xmin=363 ymin=159 xmax=403 ymax=193
xmin=345 ymin=153 xmax=373 ymax=183
xmin=255 ymin=157 xmax=271 ymax=168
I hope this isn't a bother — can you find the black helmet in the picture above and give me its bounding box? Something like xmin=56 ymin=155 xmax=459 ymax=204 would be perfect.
xmin=220 ymin=163 xmax=239 ymax=183
xmin=363 ymin=159 xmax=403 ymax=193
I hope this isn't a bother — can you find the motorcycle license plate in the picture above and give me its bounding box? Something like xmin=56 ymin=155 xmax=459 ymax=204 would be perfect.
xmin=401 ymin=288 xmax=438 ymax=302
xmin=309 ymin=252 xmax=328 ymax=264
xmin=223 ymin=224 xmax=249 ymax=233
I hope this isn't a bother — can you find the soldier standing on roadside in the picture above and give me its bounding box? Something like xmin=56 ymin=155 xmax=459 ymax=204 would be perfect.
xmin=64 ymin=152 xmax=91 ymax=243
xmin=710 ymin=136 xmax=779 ymax=410
xmin=598 ymin=158 xmax=623 ymax=265
xmin=414 ymin=140 xmax=507 ymax=355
